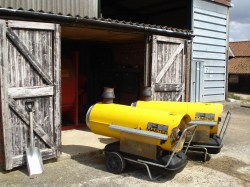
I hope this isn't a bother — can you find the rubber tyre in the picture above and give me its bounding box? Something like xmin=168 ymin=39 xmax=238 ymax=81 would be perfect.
xmin=105 ymin=152 xmax=125 ymax=174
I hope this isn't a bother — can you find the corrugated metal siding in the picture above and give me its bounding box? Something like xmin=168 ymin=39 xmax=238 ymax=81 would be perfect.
xmin=192 ymin=0 xmax=228 ymax=102
xmin=0 ymin=0 xmax=98 ymax=17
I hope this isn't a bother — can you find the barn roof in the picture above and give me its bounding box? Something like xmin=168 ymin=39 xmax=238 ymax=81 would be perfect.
xmin=0 ymin=7 xmax=193 ymax=38
xmin=229 ymin=41 xmax=250 ymax=75
xmin=230 ymin=41 xmax=250 ymax=57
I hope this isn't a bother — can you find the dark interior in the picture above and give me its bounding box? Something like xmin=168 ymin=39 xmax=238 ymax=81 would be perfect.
xmin=61 ymin=27 xmax=145 ymax=128
xmin=100 ymin=0 xmax=192 ymax=29
xmin=60 ymin=0 xmax=192 ymax=128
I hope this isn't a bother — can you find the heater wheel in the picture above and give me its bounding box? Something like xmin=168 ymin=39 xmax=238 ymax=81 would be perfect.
xmin=105 ymin=151 xmax=125 ymax=174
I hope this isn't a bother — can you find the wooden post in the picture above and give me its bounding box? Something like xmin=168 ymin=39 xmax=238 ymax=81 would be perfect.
xmin=54 ymin=24 xmax=61 ymax=158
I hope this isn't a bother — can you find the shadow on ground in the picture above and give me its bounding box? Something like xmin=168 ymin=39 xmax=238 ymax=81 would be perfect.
xmin=62 ymin=143 xmax=183 ymax=182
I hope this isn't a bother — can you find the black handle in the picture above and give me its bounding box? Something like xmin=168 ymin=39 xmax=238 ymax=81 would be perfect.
xmin=25 ymin=99 xmax=35 ymax=112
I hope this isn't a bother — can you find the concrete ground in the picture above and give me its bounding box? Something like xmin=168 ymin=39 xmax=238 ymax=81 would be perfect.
xmin=0 ymin=101 xmax=250 ymax=187
xmin=60 ymin=129 xmax=116 ymax=160
xmin=231 ymin=93 xmax=250 ymax=101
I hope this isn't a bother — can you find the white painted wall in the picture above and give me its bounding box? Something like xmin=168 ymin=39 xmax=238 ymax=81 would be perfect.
xmin=191 ymin=0 xmax=229 ymax=102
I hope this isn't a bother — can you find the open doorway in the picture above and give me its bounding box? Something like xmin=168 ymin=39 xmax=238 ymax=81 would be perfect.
xmin=61 ymin=33 xmax=145 ymax=129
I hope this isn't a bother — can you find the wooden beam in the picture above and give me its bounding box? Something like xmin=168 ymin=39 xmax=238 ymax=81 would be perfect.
xmin=155 ymin=83 xmax=181 ymax=92
xmin=8 ymin=20 xmax=56 ymax=30
xmin=12 ymin=149 xmax=56 ymax=168
xmin=8 ymin=98 xmax=54 ymax=148
xmin=8 ymin=86 xmax=53 ymax=99
xmin=176 ymin=87 xmax=183 ymax=101
xmin=6 ymin=28 xmax=53 ymax=85
xmin=0 ymin=20 xmax=13 ymax=170
xmin=53 ymin=24 xmax=62 ymax=158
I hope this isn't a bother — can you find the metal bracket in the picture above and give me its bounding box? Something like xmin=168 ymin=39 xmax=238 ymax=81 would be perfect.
xmin=184 ymin=111 xmax=231 ymax=161
xmin=189 ymin=120 xmax=217 ymax=126
xmin=123 ymin=125 xmax=197 ymax=180
xmin=109 ymin=124 xmax=168 ymax=140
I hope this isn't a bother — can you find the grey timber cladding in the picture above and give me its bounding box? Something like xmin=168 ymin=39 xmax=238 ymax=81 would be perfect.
xmin=0 ymin=0 xmax=98 ymax=17
xmin=0 ymin=20 xmax=61 ymax=170
xmin=192 ymin=0 xmax=228 ymax=102
xmin=151 ymin=36 xmax=186 ymax=101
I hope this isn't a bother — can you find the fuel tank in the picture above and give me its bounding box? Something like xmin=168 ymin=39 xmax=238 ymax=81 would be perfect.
xmin=86 ymin=103 xmax=191 ymax=151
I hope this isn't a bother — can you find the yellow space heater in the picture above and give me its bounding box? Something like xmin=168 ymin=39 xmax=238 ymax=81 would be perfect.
xmin=86 ymin=102 xmax=192 ymax=151
xmin=132 ymin=100 xmax=231 ymax=159
xmin=86 ymin=102 xmax=197 ymax=179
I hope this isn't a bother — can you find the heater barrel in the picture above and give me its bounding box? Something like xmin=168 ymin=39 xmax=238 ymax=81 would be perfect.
xmin=86 ymin=103 xmax=191 ymax=151
xmin=132 ymin=101 xmax=223 ymax=135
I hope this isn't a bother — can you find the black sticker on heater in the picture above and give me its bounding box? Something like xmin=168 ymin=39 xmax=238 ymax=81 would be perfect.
xmin=195 ymin=112 xmax=215 ymax=121
xmin=146 ymin=122 xmax=168 ymax=135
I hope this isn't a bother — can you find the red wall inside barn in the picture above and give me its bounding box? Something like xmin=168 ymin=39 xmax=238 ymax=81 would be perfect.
xmin=61 ymin=52 xmax=79 ymax=128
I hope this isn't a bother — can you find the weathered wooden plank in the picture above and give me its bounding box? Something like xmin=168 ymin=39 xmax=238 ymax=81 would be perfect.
xmin=176 ymin=90 xmax=183 ymax=101
xmin=8 ymin=98 xmax=53 ymax=148
xmin=181 ymin=42 xmax=186 ymax=102
xmin=151 ymin=35 xmax=158 ymax=100
xmin=194 ymin=28 xmax=226 ymax=40
xmin=8 ymin=20 xmax=56 ymax=30
xmin=193 ymin=43 xmax=226 ymax=53
xmin=203 ymin=73 xmax=225 ymax=81
xmin=193 ymin=36 xmax=226 ymax=46
xmin=8 ymin=86 xmax=53 ymax=99
xmin=158 ymin=42 xmax=180 ymax=85
xmin=193 ymin=51 xmax=226 ymax=60
xmin=193 ymin=20 xmax=227 ymax=33
xmin=201 ymin=94 xmax=225 ymax=102
xmin=12 ymin=149 xmax=56 ymax=168
xmin=185 ymin=41 xmax=191 ymax=101
xmin=193 ymin=13 xmax=227 ymax=26
xmin=11 ymin=111 xmax=17 ymax=155
xmin=0 ymin=20 xmax=14 ymax=170
xmin=193 ymin=7 xmax=227 ymax=19
xmin=176 ymin=44 xmax=181 ymax=85
xmin=204 ymin=80 xmax=225 ymax=88
xmin=202 ymin=60 xmax=226 ymax=67
xmin=6 ymin=28 xmax=53 ymax=85
xmin=37 ymin=98 xmax=43 ymax=149
xmin=193 ymin=0 xmax=228 ymax=15
xmin=203 ymin=88 xmax=225 ymax=95
xmin=155 ymin=83 xmax=181 ymax=92
xmin=155 ymin=36 xmax=184 ymax=44
xmin=203 ymin=66 xmax=225 ymax=74
xmin=53 ymin=24 xmax=62 ymax=158
xmin=156 ymin=43 xmax=184 ymax=83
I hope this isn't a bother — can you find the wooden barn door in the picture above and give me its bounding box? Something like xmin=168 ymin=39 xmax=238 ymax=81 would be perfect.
xmin=151 ymin=36 xmax=186 ymax=101
xmin=0 ymin=20 xmax=61 ymax=170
